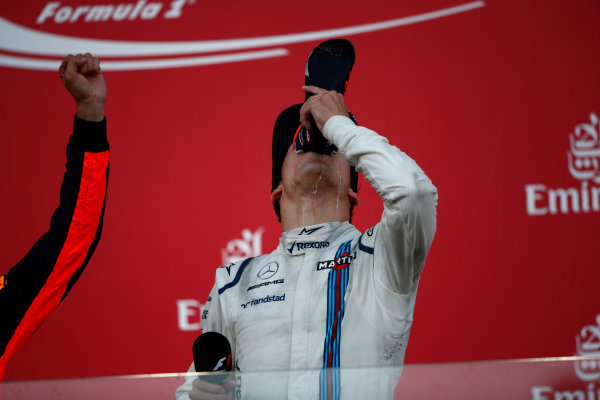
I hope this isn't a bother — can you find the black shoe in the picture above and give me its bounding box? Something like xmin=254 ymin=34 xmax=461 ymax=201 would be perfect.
xmin=295 ymin=39 xmax=355 ymax=155
xmin=304 ymin=38 xmax=355 ymax=100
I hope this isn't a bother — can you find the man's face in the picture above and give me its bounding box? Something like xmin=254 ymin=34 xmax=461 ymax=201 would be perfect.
xmin=273 ymin=144 xmax=356 ymax=209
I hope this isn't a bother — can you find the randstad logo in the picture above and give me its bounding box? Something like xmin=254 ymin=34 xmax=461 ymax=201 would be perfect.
xmin=36 ymin=0 xmax=190 ymax=24
xmin=241 ymin=294 xmax=285 ymax=309
xmin=525 ymin=112 xmax=600 ymax=216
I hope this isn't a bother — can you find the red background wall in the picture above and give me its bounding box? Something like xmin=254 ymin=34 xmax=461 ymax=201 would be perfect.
xmin=0 ymin=0 xmax=598 ymax=381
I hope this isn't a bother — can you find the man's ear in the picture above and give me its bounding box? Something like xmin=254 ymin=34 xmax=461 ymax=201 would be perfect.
xmin=271 ymin=185 xmax=283 ymax=204
xmin=348 ymin=188 xmax=359 ymax=206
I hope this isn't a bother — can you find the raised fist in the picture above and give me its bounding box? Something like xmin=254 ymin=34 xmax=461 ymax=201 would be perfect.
xmin=59 ymin=53 xmax=106 ymax=121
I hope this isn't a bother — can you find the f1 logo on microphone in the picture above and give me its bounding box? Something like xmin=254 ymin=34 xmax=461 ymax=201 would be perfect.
xmin=213 ymin=354 xmax=232 ymax=371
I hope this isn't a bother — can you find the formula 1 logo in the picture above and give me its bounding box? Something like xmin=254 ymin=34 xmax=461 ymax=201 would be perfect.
xmin=36 ymin=0 xmax=190 ymax=24
xmin=0 ymin=2 xmax=485 ymax=70
xmin=212 ymin=354 xmax=231 ymax=372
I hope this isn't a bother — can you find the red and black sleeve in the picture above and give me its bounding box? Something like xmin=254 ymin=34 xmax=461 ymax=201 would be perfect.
xmin=0 ymin=116 xmax=109 ymax=381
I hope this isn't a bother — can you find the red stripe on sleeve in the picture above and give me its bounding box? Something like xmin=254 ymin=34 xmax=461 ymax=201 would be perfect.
xmin=0 ymin=151 xmax=109 ymax=373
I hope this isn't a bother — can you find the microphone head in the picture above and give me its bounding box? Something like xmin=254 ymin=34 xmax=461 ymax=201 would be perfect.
xmin=193 ymin=332 xmax=232 ymax=374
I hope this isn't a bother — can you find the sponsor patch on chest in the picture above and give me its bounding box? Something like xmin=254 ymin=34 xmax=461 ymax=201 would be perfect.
xmin=241 ymin=293 xmax=286 ymax=309
xmin=316 ymin=252 xmax=357 ymax=271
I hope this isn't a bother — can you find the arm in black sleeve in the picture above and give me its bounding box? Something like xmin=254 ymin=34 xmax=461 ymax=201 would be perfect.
xmin=0 ymin=116 xmax=109 ymax=380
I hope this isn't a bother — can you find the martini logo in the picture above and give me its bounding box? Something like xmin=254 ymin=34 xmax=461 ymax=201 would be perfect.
xmin=221 ymin=227 xmax=265 ymax=265
xmin=36 ymin=0 xmax=190 ymax=24
xmin=317 ymin=252 xmax=356 ymax=271
xmin=525 ymin=112 xmax=600 ymax=216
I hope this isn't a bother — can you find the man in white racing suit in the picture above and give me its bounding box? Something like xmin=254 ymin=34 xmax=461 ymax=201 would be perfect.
xmin=176 ymin=86 xmax=437 ymax=400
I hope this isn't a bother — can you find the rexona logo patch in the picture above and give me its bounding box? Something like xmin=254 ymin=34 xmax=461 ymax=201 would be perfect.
xmin=525 ymin=112 xmax=600 ymax=216
xmin=36 ymin=0 xmax=190 ymax=24
xmin=287 ymin=241 xmax=330 ymax=254
xmin=317 ymin=252 xmax=356 ymax=271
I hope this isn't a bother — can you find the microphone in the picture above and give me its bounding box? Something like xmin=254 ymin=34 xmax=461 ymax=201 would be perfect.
xmin=192 ymin=332 xmax=233 ymax=384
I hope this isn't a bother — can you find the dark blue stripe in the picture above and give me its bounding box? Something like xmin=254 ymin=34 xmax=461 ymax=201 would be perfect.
xmin=217 ymin=257 xmax=254 ymax=295
xmin=358 ymin=234 xmax=374 ymax=254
